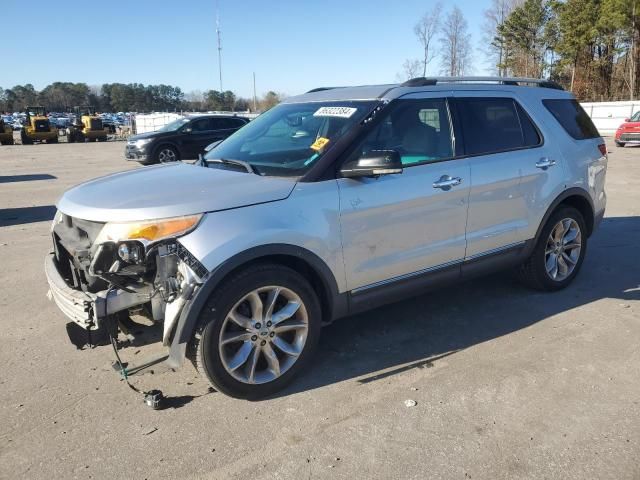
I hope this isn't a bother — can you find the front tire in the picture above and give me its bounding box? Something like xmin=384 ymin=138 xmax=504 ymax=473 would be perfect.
xmin=615 ymin=140 xmax=625 ymax=147
xmin=155 ymin=145 xmax=179 ymax=163
xmin=518 ymin=206 xmax=587 ymax=291
xmin=20 ymin=130 xmax=32 ymax=145
xmin=191 ymin=264 xmax=322 ymax=399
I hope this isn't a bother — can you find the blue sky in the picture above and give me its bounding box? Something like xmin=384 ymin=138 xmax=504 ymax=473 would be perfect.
xmin=4 ymin=0 xmax=490 ymax=98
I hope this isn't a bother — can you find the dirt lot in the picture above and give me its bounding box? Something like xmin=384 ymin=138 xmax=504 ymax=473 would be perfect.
xmin=0 ymin=140 xmax=638 ymax=480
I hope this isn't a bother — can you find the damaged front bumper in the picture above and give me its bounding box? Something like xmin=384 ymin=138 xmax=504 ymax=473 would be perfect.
xmin=45 ymin=228 xmax=207 ymax=372
xmin=45 ymin=253 xmax=153 ymax=330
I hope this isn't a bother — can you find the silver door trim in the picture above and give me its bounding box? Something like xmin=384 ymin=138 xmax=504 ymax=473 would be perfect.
xmin=351 ymin=241 xmax=527 ymax=294
xmin=350 ymin=259 xmax=463 ymax=295
xmin=463 ymin=241 xmax=527 ymax=261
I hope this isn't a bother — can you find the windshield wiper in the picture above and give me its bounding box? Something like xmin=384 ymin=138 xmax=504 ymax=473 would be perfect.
xmin=205 ymin=158 xmax=258 ymax=174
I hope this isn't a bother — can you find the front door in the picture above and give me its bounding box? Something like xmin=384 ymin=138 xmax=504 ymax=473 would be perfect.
xmin=337 ymin=95 xmax=470 ymax=291
xmin=182 ymin=118 xmax=220 ymax=158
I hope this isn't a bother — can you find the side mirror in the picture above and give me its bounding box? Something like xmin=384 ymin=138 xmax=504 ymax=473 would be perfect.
xmin=624 ymin=118 xmax=630 ymax=122
xmin=341 ymin=150 xmax=403 ymax=178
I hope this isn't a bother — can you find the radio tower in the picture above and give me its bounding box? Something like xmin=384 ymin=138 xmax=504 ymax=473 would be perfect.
xmin=216 ymin=1 xmax=223 ymax=91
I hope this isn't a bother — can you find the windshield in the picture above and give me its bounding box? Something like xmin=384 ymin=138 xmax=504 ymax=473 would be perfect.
xmin=204 ymin=101 xmax=377 ymax=176
xmin=630 ymin=111 xmax=640 ymax=122
xmin=159 ymin=118 xmax=190 ymax=132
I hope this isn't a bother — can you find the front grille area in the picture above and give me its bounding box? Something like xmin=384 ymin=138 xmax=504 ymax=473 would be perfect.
xmin=620 ymin=133 xmax=640 ymax=142
xmin=90 ymin=118 xmax=103 ymax=131
xmin=35 ymin=119 xmax=50 ymax=132
xmin=52 ymin=213 xmax=107 ymax=293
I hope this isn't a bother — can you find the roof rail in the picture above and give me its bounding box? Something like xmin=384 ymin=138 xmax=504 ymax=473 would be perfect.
xmin=402 ymin=76 xmax=564 ymax=90
xmin=400 ymin=77 xmax=437 ymax=87
xmin=306 ymin=87 xmax=341 ymax=93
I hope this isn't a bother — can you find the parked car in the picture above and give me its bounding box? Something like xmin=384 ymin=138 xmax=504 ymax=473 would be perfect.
xmin=45 ymin=77 xmax=607 ymax=400
xmin=615 ymin=111 xmax=640 ymax=146
xmin=125 ymin=114 xmax=249 ymax=164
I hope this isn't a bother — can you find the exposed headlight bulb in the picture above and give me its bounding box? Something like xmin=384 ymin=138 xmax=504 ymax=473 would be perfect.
xmin=117 ymin=242 xmax=143 ymax=263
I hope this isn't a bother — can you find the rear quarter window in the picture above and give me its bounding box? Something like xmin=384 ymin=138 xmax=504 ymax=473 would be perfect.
xmin=542 ymin=99 xmax=600 ymax=140
xmin=457 ymin=97 xmax=541 ymax=156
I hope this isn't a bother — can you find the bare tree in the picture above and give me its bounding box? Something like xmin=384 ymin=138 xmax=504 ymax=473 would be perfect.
xmin=396 ymin=59 xmax=423 ymax=81
xmin=439 ymin=6 xmax=473 ymax=76
xmin=482 ymin=0 xmax=518 ymax=75
xmin=414 ymin=3 xmax=443 ymax=76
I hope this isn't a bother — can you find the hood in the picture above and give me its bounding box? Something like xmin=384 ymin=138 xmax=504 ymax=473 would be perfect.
xmin=57 ymin=163 xmax=297 ymax=222
xmin=128 ymin=130 xmax=167 ymax=141
xmin=620 ymin=121 xmax=640 ymax=130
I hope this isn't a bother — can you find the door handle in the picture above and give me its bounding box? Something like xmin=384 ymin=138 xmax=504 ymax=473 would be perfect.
xmin=433 ymin=175 xmax=462 ymax=189
xmin=535 ymin=158 xmax=557 ymax=169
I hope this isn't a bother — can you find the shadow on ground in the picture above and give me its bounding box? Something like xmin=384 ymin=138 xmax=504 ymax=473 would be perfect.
xmin=274 ymin=216 xmax=640 ymax=398
xmin=0 ymin=205 xmax=56 ymax=227
xmin=0 ymin=174 xmax=56 ymax=184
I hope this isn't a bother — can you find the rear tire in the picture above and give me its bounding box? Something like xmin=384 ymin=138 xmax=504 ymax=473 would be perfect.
xmin=517 ymin=206 xmax=587 ymax=291
xmin=190 ymin=263 xmax=322 ymax=400
xmin=48 ymin=136 xmax=58 ymax=144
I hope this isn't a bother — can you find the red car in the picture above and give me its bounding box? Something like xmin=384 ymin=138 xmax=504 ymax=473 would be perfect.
xmin=615 ymin=111 xmax=640 ymax=146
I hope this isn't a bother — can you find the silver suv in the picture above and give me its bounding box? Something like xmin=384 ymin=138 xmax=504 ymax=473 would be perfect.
xmin=45 ymin=77 xmax=607 ymax=399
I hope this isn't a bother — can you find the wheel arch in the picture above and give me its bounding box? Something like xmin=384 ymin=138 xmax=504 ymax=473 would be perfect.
xmin=167 ymin=244 xmax=345 ymax=367
xmin=153 ymin=142 xmax=180 ymax=161
xmin=534 ymin=188 xmax=595 ymax=244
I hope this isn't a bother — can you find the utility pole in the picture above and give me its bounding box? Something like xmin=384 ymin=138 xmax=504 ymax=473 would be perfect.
xmin=216 ymin=1 xmax=223 ymax=92
xmin=253 ymin=72 xmax=257 ymax=112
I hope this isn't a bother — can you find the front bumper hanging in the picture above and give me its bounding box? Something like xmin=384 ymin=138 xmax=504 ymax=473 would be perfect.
xmin=44 ymin=253 xmax=152 ymax=330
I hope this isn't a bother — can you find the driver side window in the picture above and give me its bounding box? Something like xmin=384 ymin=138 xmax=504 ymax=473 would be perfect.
xmin=353 ymin=98 xmax=453 ymax=166
xmin=191 ymin=118 xmax=212 ymax=132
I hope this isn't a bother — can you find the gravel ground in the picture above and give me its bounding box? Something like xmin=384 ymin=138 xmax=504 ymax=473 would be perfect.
xmin=0 ymin=140 xmax=638 ymax=480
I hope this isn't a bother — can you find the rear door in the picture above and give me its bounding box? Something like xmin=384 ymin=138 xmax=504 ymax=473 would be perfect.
xmin=338 ymin=94 xmax=470 ymax=291
xmin=452 ymin=92 xmax=565 ymax=258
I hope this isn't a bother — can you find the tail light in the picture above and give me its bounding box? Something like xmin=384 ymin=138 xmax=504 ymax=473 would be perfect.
xmin=597 ymin=144 xmax=607 ymax=156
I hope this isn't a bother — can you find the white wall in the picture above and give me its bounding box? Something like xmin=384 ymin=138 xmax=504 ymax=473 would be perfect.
xmin=133 ymin=113 xmax=184 ymax=134
xmin=580 ymin=101 xmax=639 ymax=136
xmin=132 ymin=112 xmax=259 ymax=134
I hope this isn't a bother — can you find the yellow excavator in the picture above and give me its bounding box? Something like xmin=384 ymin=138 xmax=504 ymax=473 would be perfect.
xmin=21 ymin=106 xmax=58 ymax=144
xmin=67 ymin=106 xmax=109 ymax=142
xmin=0 ymin=117 xmax=14 ymax=145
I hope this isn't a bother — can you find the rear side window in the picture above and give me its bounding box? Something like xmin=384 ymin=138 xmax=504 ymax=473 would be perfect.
xmin=457 ymin=98 xmax=541 ymax=156
xmin=211 ymin=117 xmax=245 ymax=130
xmin=542 ymin=99 xmax=600 ymax=140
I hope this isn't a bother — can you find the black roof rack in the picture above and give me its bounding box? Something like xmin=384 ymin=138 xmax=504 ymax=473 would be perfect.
xmin=400 ymin=77 xmax=438 ymax=87
xmin=400 ymin=76 xmax=564 ymax=90
xmin=306 ymin=87 xmax=340 ymax=93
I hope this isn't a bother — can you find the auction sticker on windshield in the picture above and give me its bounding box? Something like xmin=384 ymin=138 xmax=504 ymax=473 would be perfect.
xmin=310 ymin=137 xmax=330 ymax=151
xmin=313 ymin=106 xmax=358 ymax=118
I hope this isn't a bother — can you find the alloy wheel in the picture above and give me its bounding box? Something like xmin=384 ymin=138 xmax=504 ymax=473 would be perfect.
xmin=545 ymin=218 xmax=582 ymax=281
xmin=218 ymin=286 xmax=309 ymax=384
xmin=158 ymin=148 xmax=177 ymax=163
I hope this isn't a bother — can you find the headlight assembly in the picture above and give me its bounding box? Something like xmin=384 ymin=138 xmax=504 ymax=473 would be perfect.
xmin=95 ymin=214 xmax=202 ymax=245
xmin=133 ymin=138 xmax=153 ymax=148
